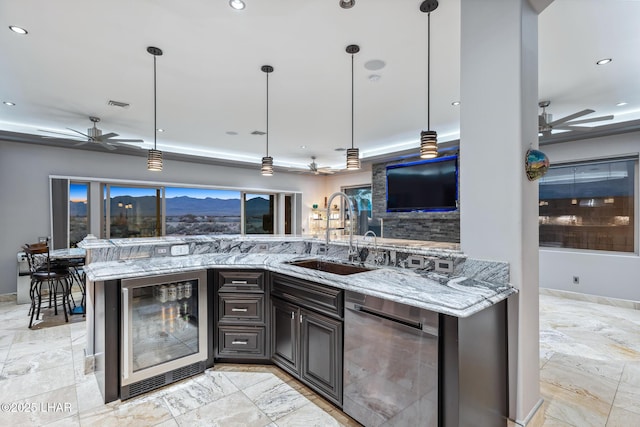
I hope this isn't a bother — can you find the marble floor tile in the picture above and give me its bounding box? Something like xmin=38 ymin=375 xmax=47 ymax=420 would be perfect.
xmin=174 ymin=390 xmax=270 ymax=427
xmin=606 ymin=406 xmax=640 ymax=426
xmin=242 ymin=375 xmax=311 ymax=422
xmin=0 ymin=292 xmax=637 ymax=427
xmin=274 ymin=401 xmax=345 ymax=427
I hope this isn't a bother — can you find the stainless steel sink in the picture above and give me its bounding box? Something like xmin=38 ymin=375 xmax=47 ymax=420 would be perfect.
xmin=286 ymin=259 xmax=373 ymax=275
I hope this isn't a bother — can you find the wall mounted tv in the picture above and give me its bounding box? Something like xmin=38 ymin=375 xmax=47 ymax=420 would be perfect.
xmin=386 ymin=155 xmax=459 ymax=212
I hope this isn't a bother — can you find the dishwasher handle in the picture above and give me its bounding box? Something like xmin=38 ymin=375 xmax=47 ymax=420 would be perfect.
xmin=350 ymin=303 xmax=437 ymax=336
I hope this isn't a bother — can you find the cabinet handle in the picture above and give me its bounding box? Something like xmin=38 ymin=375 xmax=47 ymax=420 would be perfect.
xmin=121 ymin=288 xmax=129 ymax=381
xmin=232 ymin=340 xmax=248 ymax=345
xmin=291 ymin=311 xmax=295 ymax=320
xmin=300 ymin=314 xmax=303 ymax=324
xmin=231 ymin=280 xmax=248 ymax=284
xmin=231 ymin=307 xmax=249 ymax=312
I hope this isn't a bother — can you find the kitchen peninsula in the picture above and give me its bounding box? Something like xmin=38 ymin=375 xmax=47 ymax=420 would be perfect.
xmin=80 ymin=235 xmax=516 ymax=427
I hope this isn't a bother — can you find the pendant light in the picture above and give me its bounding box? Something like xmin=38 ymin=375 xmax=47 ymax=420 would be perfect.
xmin=147 ymin=46 xmax=163 ymax=171
xmin=261 ymin=65 xmax=274 ymax=176
xmin=346 ymin=44 xmax=360 ymax=170
xmin=419 ymin=0 xmax=438 ymax=159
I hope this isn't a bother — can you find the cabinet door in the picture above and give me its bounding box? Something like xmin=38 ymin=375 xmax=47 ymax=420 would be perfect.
xmin=271 ymin=298 xmax=299 ymax=376
xmin=300 ymin=308 xmax=343 ymax=406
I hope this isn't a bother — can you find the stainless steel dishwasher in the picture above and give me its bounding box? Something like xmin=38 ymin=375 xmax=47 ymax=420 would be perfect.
xmin=343 ymin=291 xmax=439 ymax=427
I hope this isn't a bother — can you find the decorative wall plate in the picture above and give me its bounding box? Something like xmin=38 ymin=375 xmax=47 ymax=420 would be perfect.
xmin=525 ymin=149 xmax=550 ymax=181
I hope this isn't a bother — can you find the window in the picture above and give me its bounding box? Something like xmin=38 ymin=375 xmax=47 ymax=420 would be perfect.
xmin=539 ymin=158 xmax=636 ymax=252
xmin=244 ymin=193 xmax=274 ymax=234
xmin=104 ymin=185 xmax=163 ymax=238
xmin=165 ymin=187 xmax=241 ymax=235
xmin=69 ymin=182 xmax=89 ymax=247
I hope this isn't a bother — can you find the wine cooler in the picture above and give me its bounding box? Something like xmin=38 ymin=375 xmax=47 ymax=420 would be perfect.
xmin=120 ymin=270 xmax=208 ymax=399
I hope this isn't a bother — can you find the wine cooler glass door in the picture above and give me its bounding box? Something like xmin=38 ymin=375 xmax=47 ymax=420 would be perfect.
xmin=121 ymin=270 xmax=208 ymax=386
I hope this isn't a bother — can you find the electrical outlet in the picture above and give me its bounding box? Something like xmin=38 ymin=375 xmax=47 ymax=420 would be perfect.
xmin=434 ymin=259 xmax=453 ymax=273
xmin=170 ymin=244 xmax=189 ymax=256
xmin=257 ymin=243 xmax=269 ymax=252
xmin=572 ymin=276 xmax=580 ymax=285
xmin=156 ymin=247 xmax=168 ymax=255
xmin=389 ymin=250 xmax=396 ymax=265
xmin=407 ymin=255 xmax=425 ymax=269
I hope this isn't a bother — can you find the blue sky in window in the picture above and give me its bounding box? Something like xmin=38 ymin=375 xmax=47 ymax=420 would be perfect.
xmin=165 ymin=188 xmax=241 ymax=199
xmin=70 ymin=183 xmax=88 ymax=202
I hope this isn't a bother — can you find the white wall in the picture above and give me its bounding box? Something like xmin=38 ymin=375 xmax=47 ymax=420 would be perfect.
xmin=0 ymin=140 xmax=324 ymax=295
xmin=540 ymin=131 xmax=640 ymax=301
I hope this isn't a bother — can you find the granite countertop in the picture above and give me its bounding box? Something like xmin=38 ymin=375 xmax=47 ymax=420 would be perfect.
xmin=84 ymin=252 xmax=516 ymax=318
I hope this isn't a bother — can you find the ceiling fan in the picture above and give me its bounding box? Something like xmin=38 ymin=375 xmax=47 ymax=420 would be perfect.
xmin=307 ymin=156 xmax=336 ymax=175
xmin=538 ymin=101 xmax=613 ymax=137
xmin=39 ymin=116 xmax=144 ymax=151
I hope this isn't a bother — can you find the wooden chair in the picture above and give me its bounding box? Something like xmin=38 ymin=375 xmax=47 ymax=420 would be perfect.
xmin=23 ymin=243 xmax=72 ymax=328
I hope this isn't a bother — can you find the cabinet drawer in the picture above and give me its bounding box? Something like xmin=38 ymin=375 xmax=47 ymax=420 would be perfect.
xmin=219 ymin=294 xmax=264 ymax=323
xmin=271 ymin=273 xmax=343 ymax=319
xmin=217 ymin=326 xmax=265 ymax=357
xmin=217 ymin=270 xmax=265 ymax=292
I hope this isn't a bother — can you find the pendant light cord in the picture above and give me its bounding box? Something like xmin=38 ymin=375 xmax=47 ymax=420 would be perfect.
xmin=427 ymin=11 xmax=431 ymax=130
xmin=266 ymin=72 xmax=269 ymax=157
xmin=351 ymin=53 xmax=355 ymax=149
xmin=153 ymin=54 xmax=157 ymax=151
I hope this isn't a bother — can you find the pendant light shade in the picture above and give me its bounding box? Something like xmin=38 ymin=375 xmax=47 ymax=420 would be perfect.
xmin=419 ymin=1 xmax=438 ymax=159
xmin=261 ymin=65 xmax=274 ymax=176
xmin=420 ymin=130 xmax=438 ymax=159
xmin=147 ymin=149 xmax=163 ymax=171
xmin=346 ymin=44 xmax=360 ymax=170
xmin=147 ymin=46 xmax=163 ymax=171
xmin=261 ymin=156 xmax=273 ymax=176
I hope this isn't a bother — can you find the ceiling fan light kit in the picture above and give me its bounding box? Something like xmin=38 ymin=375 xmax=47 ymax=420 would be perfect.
xmin=346 ymin=44 xmax=361 ymax=170
xmin=147 ymin=46 xmax=163 ymax=172
xmin=419 ymin=0 xmax=438 ymax=159
xmin=261 ymin=65 xmax=274 ymax=176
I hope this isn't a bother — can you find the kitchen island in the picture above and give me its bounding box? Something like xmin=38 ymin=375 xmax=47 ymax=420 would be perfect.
xmin=80 ymin=235 xmax=516 ymax=426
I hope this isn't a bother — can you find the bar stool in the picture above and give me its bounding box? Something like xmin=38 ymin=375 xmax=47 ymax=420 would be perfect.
xmin=23 ymin=243 xmax=72 ymax=328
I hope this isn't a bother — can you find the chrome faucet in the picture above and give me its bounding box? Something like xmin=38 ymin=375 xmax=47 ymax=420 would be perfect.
xmin=363 ymin=230 xmax=384 ymax=265
xmin=325 ymin=191 xmax=357 ymax=260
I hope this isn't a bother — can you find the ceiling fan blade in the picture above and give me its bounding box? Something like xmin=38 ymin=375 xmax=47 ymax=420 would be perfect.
xmin=66 ymin=128 xmax=91 ymax=138
xmin=99 ymin=141 xmax=117 ymax=151
xmin=99 ymin=132 xmax=119 ymax=140
xmin=73 ymin=140 xmax=89 ymax=146
xmin=38 ymin=129 xmax=80 ymax=138
xmin=547 ymin=109 xmax=595 ymax=127
xmin=553 ymin=125 xmax=596 ymax=131
xmin=563 ymin=115 xmax=614 ymax=126
xmin=107 ymin=138 xmax=145 ymax=143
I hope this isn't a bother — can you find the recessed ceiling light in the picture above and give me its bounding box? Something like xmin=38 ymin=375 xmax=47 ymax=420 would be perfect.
xmin=451 ymin=101 xmax=460 ymax=106
xmin=596 ymin=58 xmax=612 ymax=65
xmin=229 ymin=0 xmax=245 ymax=10
xmin=156 ymin=128 xmax=164 ymax=132
xmin=3 ymin=101 xmax=16 ymax=106
xmin=368 ymin=74 xmax=381 ymax=82
xmin=9 ymin=26 xmax=28 ymax=35
xmin=339 ymin=0 xmax=356 ymax=9
xmin=226 ymin=131 xmax=238 ymax=135
xmin=299 ymin=145 xmax=307 ymax=149
xmin=364 ymin=59 xmax=386 ymax=71
xmin=616 ymin=102 xmax=628 ymax=107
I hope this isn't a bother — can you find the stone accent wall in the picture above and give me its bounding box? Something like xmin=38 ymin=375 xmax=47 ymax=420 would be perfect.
xmin=372 ymin=161 xmax=460 ymax=243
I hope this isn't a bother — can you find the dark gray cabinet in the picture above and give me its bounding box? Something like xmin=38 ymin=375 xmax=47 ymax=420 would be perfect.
xmin=270 ymin=273 xmax=343 ymax=406
xmin=214 ymin=269 xmax=269 ymax=360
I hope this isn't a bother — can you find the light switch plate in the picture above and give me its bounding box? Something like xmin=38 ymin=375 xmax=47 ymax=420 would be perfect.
xmin=170 ymin=244 xmax=189 ymax=256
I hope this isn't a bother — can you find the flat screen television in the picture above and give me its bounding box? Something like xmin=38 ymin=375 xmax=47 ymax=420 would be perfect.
xmin=386 ymin=155 xmax=458 ymax=212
